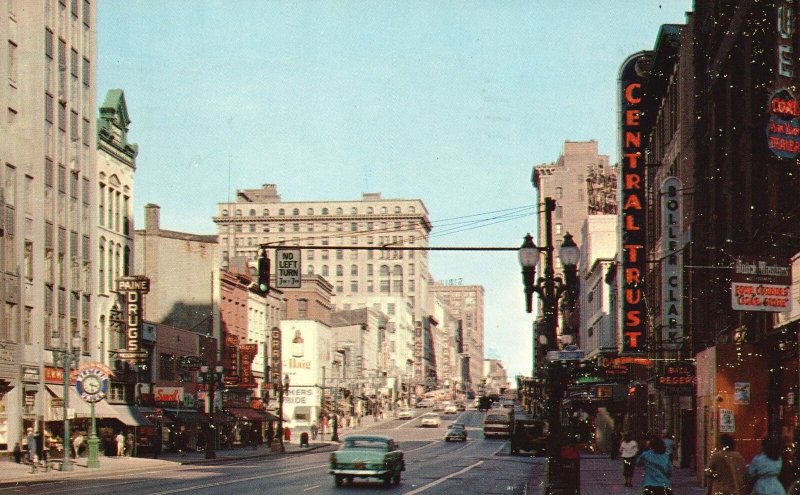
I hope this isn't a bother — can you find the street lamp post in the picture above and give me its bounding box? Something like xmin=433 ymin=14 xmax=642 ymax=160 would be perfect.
xmin=200 ymin=365 xmax=224 ymax=459
xmin=519 ymin=197 xmax=581 ymax=495
xmin=275 ymin=373 xmax=289 ymax=452
xmin=51 ymin=333 xmax=82 ymax=472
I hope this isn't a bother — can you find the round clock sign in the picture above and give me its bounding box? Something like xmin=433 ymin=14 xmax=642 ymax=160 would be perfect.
xmin=76 ymin=368 xmax=109 ymax=403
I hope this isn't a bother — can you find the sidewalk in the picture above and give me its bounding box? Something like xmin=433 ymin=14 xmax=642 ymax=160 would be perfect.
xmin=573 ymin=454 xmax=706 ymax=495
xmin=0 ymin=441 xmax=330 ymax=485
xmin=0 ymin=414 xmax=396 ymax=485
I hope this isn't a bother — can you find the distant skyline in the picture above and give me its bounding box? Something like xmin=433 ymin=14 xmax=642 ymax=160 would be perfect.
xmin=98 ymin=1 xmax=694 ymax=379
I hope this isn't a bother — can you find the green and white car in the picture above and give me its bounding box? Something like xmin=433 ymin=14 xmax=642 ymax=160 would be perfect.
xmin=329 ymin=435 xmax=405 ymax=487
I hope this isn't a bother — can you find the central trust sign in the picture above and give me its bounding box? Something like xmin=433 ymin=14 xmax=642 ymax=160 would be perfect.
xmin=618 ymin=52 xmax=650 ymax=354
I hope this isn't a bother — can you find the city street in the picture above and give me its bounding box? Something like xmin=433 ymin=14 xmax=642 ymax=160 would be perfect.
xmin=0 ymin=411 xmax=543 ymax=495
xmin=0 ymin=410 xmax=706 ymax=495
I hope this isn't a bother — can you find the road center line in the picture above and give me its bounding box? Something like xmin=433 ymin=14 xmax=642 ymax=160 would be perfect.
xmin=402 ymin=460 xmax=483 ymax=495
xmin=302 ymin=484 xmax=320 ymax=491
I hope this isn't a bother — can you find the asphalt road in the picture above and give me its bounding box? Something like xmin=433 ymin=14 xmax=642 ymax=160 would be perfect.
xmin=0 ymin=409 xmax=545 ymax=495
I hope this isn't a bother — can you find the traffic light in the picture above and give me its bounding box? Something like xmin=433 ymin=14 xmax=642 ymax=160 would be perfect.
xmin=258 ymin=251 xmax=270 ymax=293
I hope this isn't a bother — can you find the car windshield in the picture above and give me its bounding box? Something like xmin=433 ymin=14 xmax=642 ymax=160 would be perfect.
xmin=486 ymin=414 xmax=509 ymax=422
xmin=343 ymin=438 xmax=389 ymax=450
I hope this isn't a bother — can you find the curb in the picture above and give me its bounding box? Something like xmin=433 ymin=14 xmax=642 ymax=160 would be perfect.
xmin=175 ymin=443 xmax=333 ymax=465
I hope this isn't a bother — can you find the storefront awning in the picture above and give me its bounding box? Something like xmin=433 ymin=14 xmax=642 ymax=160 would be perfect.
xmin=46 ymin=385 xmax=125 ymax=421
xmin=110 ymin=404 xmax=153 ymax=427
xmin=225 ymin=407 xmax=268 ymax=421
xmin=163 ymin=408 xmax=210 ymax=423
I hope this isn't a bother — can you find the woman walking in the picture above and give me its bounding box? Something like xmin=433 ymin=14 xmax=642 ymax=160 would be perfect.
xmin=705 ymin=434 xmax=746 ymax=495
xmin=747 ymin=437 xmax=786 ymax=495
xmin=619 ymin=432 xmax=639 ymax=487
xmin=637 ymin=435 xmax=672 ymax=495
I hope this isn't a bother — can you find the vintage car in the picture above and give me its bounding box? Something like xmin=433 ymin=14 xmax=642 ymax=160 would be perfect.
xmin=444 ymin=423 xmax=467 ymax=442
xmin=329 ymin=435 xmax=405 ymax=487
xmin=420 ymin=412 xmax=441 ymax=427
xmin=443 ymin=403 xmax=459 ymax=414
xmin=416 ymin=398 xmax=434 ymax=408
xmin=397 ymin=408 xmax=415 ymax=420
xmin=509 ymin=414 xmax=548 ymax=455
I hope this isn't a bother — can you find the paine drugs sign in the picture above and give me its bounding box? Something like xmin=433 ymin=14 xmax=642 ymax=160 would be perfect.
xmin=275 ymin=248 xmax=301 ymax=288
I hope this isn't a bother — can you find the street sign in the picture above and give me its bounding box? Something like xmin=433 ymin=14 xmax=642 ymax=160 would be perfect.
xmin=546 ymin=350 xmax=585 ymax=362
xmin=275 ymin=248 xmax=301 ymax=288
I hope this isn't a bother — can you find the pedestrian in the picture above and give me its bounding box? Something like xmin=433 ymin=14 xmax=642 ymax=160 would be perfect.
xmin=610 ymin=429 xmax=620 ymax=460
xmin=310 ymin=422 xmax=318 ymax=440
xmin=25 ymin=427 xmax=38 ymax=466
xmin=705 ymin=434 xmax=746 ymax=495
xmin=151 ymin=430 xmax=162 ymax=459
xmin=747 ymin=437 xmax=786 ymax=495
xmin=266 ymin=423 xmax=275 ymax=446
xmin=73 ymin=432 xmax=85 ymax=458
xmin=662 ymin=429 xmax=675 ymax=465
xmin=619 ymin=432 xmax=639 ymax=487
xmin=637 ymin=435 xmax=673 ymax=495
xmin=284 ymin=426 xmax=291 ymax=443
xmin=12 ymin=442 xmax=21 ymax=463
xmin=126 ymin=432 xmax=134 ymax=456
xmin=115 ymin=431 xmax=125 ymax=456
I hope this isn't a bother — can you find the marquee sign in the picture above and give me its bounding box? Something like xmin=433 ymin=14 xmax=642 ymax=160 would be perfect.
xmin=731 ymin=257 xmax=791 ymax=312
xmin=270 ymin=327 xmax=282 ymax=389
xmin=619 ymin=52 xmax=651 ymax=354
xmin=767 ymin=88 xmax=800 ymax=158
xmin=661 ymin=177 xmax=683 ymax=350
xmin=769 ymin=2 xmax=800 ymax=159
xmin=117 ymin=276 xmax=150 ymax=361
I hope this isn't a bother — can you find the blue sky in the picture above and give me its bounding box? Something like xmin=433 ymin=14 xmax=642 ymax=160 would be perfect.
xmin=98 ymin=0 xmax=694 ymax=379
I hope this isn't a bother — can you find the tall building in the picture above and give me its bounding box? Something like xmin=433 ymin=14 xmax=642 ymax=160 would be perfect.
xmin=96 ymin=89 xmax=137 ymax=367
xmin=429 ymin=284 xmax=485 ymax=397
xmin=0 ymin=1 xmax=98 ymax=453
xmin=213 ymin=184 xmax=433 ymax=388
xmin=531 ymin=141 xmax=617 ymax=348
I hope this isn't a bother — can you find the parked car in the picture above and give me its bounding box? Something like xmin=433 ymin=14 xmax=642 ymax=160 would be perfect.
xmin=398 ymin=408 xmax=415 ymax=420
xmin=509 ymin=414 xmax=548 ymax=455
xmin=433 ymin=402 xmax=446 ymax=412
xmin=420 ymin=412 xmax=441 ymax=428
xmin=329 ymin=435 xmax=405 ymax=487
xmin=444 ymin=423 xmax=467 ymax=442
xmin=416 ymin=399 xmax=434 ymax=408
xmin=444 ymin=403 xmax=459 ymax=414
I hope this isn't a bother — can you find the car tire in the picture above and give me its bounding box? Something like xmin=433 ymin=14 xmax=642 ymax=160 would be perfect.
xmin=334 ymin=475 xmax=344 ymax=487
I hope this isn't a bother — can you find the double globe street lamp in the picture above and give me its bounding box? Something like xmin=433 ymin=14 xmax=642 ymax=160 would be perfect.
xmin=519 ymin=197 xmax=581 ymax=495
xmin=51 ymin=333 xmax=82 ymax=472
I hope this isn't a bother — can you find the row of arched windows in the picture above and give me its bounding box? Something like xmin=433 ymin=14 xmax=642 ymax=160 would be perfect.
xmin=221 ymin=204 xmax=417 ymax=217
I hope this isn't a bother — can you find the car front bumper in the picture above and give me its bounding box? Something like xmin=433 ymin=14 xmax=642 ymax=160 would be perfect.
xmin=330 ymin=468 xmax=390 ymax=477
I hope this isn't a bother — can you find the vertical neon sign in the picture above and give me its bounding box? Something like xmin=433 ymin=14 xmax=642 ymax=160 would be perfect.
xmin=619 ymin=53 xmax=650 ymax=354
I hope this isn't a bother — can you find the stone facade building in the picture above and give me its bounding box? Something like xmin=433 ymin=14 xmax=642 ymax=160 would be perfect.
xmin=0 ymin=0 xmax=98 ymax=454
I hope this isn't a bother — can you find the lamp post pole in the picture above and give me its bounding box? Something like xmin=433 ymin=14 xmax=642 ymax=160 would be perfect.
xmin=519 ymin=197 xmax=581 ymax=495
xmin=201 ymin=365 xmax=224 ymax=459
xmin=52 ymin=334 xmax=81 ymax=472
xmin=277 ymin=373 xmax=288 ymax=452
